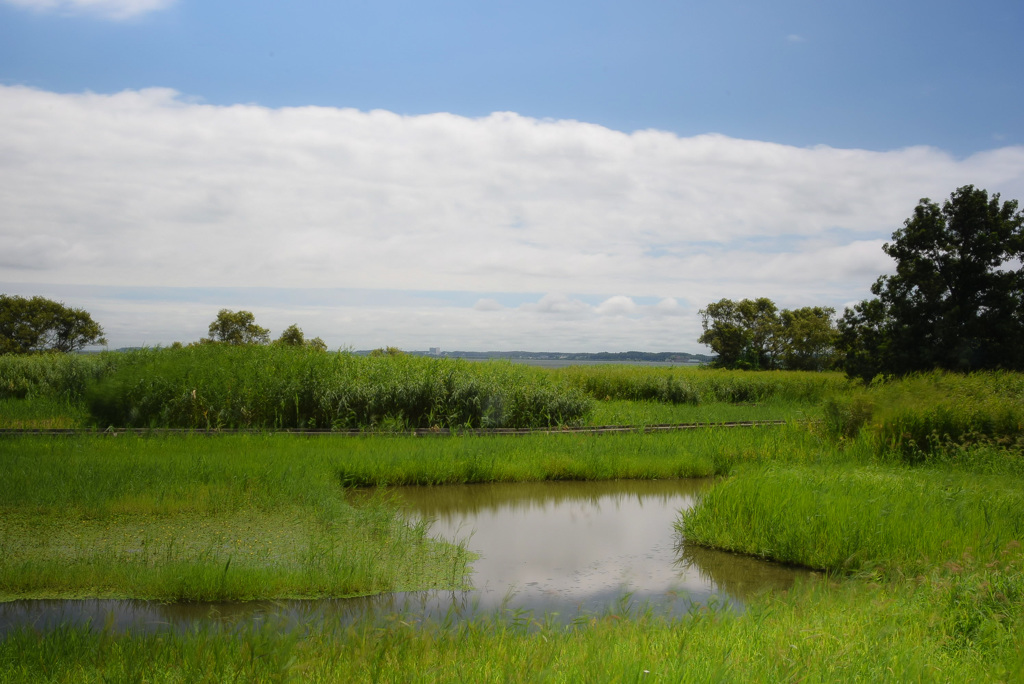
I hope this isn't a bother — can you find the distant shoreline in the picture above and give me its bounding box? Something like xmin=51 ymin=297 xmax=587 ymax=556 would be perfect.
xmin=364 ymin=350 xmax=713 ymax=365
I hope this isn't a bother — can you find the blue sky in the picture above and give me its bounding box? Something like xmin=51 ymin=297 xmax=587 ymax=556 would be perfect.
xmin=1 ymin=0 xmax=1023 ymax=351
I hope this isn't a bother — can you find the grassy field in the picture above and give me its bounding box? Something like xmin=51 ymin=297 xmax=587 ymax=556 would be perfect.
xmin=2 ymin=361 xmax=1023 ymax=681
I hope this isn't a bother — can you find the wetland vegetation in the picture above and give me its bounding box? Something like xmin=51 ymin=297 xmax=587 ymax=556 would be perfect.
xmin=2 ymin=351 xmax=1023 ymax=681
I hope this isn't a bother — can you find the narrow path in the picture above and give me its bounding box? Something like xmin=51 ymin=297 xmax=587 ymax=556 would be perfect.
xmin=0 ymin=420 xmax=787 ymax=437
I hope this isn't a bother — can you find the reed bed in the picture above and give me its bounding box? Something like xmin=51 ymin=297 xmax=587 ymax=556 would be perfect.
xmin=86 ymin=346 xmax=592 ymax=430
xmin=0 ymin=352 xmax=117 ymax=401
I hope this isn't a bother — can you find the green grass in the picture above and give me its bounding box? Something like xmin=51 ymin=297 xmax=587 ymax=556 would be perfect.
xmin=586 ymin=398 xmax=817 ymax=426
xmin=679 ymin=463 xmax=1024 ymax=576
xmin=0 ymin=397 xmax=88 ymax=429
xmin=559 ymin=365 xmax=851 ymax=404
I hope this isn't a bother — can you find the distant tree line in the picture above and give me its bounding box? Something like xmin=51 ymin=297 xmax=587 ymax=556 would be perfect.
xmin=699 ymin=185 xmax=1024 ymax=380
xmin=0 ymin=301 xmax=328 ymax=355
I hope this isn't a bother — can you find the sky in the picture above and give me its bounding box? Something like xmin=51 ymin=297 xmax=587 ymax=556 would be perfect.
xmin=1 ymin=0 xmax=1022 ymax=352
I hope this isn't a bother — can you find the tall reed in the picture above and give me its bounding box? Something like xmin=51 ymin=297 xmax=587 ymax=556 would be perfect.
xmin=0 ymin=352 xmax=119 ymax=400
xmin=85 ymin=346 xmax=592 ymax=430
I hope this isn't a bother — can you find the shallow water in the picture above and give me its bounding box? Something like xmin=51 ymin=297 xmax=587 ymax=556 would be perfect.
xmin=1 ymin=479 xmax=813 ymax=633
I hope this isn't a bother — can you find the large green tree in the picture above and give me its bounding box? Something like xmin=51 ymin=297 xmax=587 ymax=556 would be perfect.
xmin=0 ymin=295 xmax=107 ymax=354
xmin=698 ymin=298 xmax=781 ymax=370
xmin=206 ymin=309 xmax=270 ymax=346
xmin=839 ymin=185 xmax=1024 ymax=380
xmin=778 ymin=306 xmax=839 ymax=372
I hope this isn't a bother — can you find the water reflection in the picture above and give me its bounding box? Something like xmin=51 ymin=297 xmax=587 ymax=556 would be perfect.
xmin=2 ymin=479 xmax=814 ymax=634
xmin=387 ymin=479 xmax=813 ymax=618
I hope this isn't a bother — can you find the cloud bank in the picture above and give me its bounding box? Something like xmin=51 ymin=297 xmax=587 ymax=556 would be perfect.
xmin=2 ymin=0 xmax=173 ymax=19
xmin=1 ymin=85 xmax=1023 ymax=350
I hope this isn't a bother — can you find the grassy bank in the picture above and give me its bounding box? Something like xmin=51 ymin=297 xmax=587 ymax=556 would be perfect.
xmin=679 ymin=463 xmax=1024 ymax=576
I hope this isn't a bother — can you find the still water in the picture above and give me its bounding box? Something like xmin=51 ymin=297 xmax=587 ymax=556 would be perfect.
xmin=392 ymin=479 xmax=811 ymax=615
xmin=1 ymin=479 xmax=813 ymax=634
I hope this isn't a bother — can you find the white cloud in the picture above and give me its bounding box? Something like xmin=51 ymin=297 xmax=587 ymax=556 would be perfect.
xmin=473 ymin=298 xmax=503 ymax=312
xmin=1 ymin=85 xmax=1022 ymax=350
xmin=595 ymin=296 xmax=638 ymax=317
xmin=2 ymin=0 xmax=174 ymax=19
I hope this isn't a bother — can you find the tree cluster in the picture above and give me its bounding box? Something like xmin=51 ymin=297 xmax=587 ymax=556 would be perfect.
xmin=200 ymin=309 xmax=326 ymax=350
xmin=0 ymin=295 xmax=106 ymax=354
xmin=838 ymin=185 xmax=1024 ymax=381
xmin=697 ymin=185 xmax=1024 ymax=381
xmin=698 ymin=298 xmax=838 ymax=371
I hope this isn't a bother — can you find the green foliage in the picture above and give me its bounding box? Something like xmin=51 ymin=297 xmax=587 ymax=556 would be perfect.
xmin=0 ymin=294 xmax=106 ymax=354
xmin=205 ymin=309 xmax=270 ymax=345
xmin=778 ymin=306 xmax=839 ymax=371
xmin=275 ymin=323 xmax=328 ymax=350
xmin=698 ymin=297 xmax=781 ymax=369
xmin=840 ymin=185 xmax=1024 ymax=379
xmin=699 ymin=298 xmax=838 ymax=370
xmin=85 ymin=346 xmax=592 ymax=429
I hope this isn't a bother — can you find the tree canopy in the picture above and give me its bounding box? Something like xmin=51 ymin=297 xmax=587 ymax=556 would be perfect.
xmin=839 ymin=185 xmax=1024 ymax=380
xmin=206 ymin=309 xmax=270 ymax=346
xmin=0 ymin=295 xmax=107 ymax=354
xmin=698 ymin=298 xmax=837 ymax=371
xmin=275 ymin=324 xmax=327 ymax=351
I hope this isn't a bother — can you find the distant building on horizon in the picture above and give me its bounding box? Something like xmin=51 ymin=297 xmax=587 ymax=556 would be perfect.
xmin=429 ymin=347 xmax=441 ymax=356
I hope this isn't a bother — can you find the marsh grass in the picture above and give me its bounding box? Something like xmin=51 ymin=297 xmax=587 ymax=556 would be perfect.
xmin=822 ymin=371 xmax=1024 ymax=462
xmin=679 ymin=463 xmax=1024 ymax=576
xmin=0 ymin=436 xmax=472 ymax=601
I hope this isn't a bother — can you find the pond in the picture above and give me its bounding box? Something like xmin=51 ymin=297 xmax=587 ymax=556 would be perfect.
xmin=0 ymin=479 xmax=814 ymax=634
